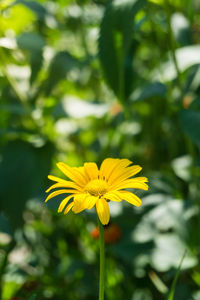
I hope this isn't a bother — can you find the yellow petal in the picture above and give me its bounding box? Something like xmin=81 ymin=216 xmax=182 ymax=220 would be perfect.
xmin=108 ymin=165 xmax=142 ymax=186
xmin=73 ymin=167 xmax=89 ymax=184
xmin=100 ymin=158 xmax=132 ymax=181
xmin=104 ymin=191 xmax=122 ymax=202
xmin=84 ymin=195 xmax=97 ymax=209
xmin=72 ymin=194 xmax=87 ymax=213
xmin=84 ymin=162 xmax=99 ymax=180
xmin=45 ymin=189 xmax=73 ymax=202
xmin=96 ymin=198 xmax=110 ymax=225
xmin=64 ymin=202 xmax=74 ymax=214
xmin=46 ymin=182 xmax=80 ymax=193
xmin=112 ymin=178 xmax=149 ymax=191
xmin=99 ymin=158 xmax=120 ymax=180
xmin=57 ymin=162 xmax=85 ymax=187
xmin=48 ymin=175 xmax=69 ymax=184
xmin=58 ymin=194 xmax=74 ymax=212
xmin=118 ymin=191 xmax=142 ymax=207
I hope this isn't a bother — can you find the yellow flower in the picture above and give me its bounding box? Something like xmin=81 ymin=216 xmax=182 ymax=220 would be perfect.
xmin=45 ymin=158 xmax=148 ymax=225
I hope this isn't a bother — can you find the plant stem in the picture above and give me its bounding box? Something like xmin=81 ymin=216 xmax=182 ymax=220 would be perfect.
xmin=0 ymin=47 xmax=41 ymax=131
xmin=164 ymin=0 xmax=184 ymax=99
xmin=97 ymin=217 xmax=105 ymax=300
xmin=0 ymin=240 xmax=15 ymax=299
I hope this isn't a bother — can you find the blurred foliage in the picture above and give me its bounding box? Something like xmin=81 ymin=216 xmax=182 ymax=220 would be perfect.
xmin=0 ymin=0 xmax=200 ymax=299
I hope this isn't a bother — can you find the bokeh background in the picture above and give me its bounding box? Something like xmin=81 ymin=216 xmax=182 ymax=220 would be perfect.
xmin=0 ymin=0 xmax=200 ymax=299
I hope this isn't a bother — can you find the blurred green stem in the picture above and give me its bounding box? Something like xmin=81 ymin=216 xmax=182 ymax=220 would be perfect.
xmin=0 ymin=47 xmax=42 ymax=132
xmin=0 ymin=240 xmax=15 ymax=299
xmin=0 ymin=48 xmax=28 ymax=108
xmin=164 ymin=0 xmax=184 ymax=99
xmin=97 ymin=217 xmax=105 ymax=300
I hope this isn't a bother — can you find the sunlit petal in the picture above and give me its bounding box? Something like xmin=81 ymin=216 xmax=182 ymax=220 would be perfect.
xmin=57 ymin=162 xmax=85 ymax=187
xmin=58 ymin=194 xmax=75 ymax=212
xmin=117 ymin=191 xmax=142 ymax=206
xmin=84 ymin=195 xmax=97 ymax=209
xmin=96 ymin=198 xmax=110 ymax=225
xmin=64 ymin=202 xmax=74 ymax=214
xmin=111 ymin=177 xmax=149 ymax=191
xmin=84 ymin=162 xmax=99 ymax=180
xmin=104 ymin=191 xmax=122 ymax=202
xmin=72 ymin=194 xmax=87 ymax=213
xmin=108 ymin=165 xmax=142 ymax=187
xmin=45 ymin=189 xmax=75 ymax=202
xmin=46 ymin=182 xmax=80 ymax=193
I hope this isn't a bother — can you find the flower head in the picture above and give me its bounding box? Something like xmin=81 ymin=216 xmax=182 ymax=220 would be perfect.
xmin=45 ymin=158 xmax=148 ymax=225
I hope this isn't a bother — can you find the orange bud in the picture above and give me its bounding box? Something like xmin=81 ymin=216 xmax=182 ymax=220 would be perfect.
xmin=90 ymin=224 xmax=121 ymax=244
xmin=91 ymin=227 xmax=99 ymax=239
xmin=110 ymin=102 xmax=123 ymax=116
xmin=183 ymin=96 xmax=193 ymax=109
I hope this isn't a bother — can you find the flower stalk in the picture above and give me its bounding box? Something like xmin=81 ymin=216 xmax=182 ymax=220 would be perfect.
xmin=98 ymin=216 xmax=105 ymax=300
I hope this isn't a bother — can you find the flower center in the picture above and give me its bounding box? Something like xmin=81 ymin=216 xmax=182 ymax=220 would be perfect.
xmin=85 ymin=179 xmax=108 ymax=197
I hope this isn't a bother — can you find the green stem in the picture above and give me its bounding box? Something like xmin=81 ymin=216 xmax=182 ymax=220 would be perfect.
xmin=97 ymin=217 xmax=105 ymax=300
xmin=0 ymin=240 xmax=15 ymax=299
xmin=164 ymin=0 xmax=184 ymax=99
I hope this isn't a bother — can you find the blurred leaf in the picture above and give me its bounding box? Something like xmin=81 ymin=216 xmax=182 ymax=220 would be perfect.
xmin=17 ymin=32 xmax=45 ymax=52
xmin=132 ymin=289 xmax=153 ymax=300
xmin=133 ymin=195 xmax=197 ymax=244
xmin=17 ymin=0 xmax=47 ymax=21
xmin=157 ymin=46 xmax=200 ymax=81
xmin=0 ymin=37 xmax=17 ymax=49
xmin=0 ymin=140 xmax=54 ymax=228
xmin=55 ymin=96 xmax=109 ymax=119
xmin=172 ymin=155 xmax=192 ymax=182
xmin=179 ymin=110 xmax=200 ymax=146
xmin=0 ymin=213 xmax=13 ymax=235
xmin=43 ymin=51 xmax=82 ymax=96
xmin=0 ymin=104 xmax=26 ymax=115
xmin=130 ymin=82 xmax=167 ymax=102
xmin=0 ymin=3 xmax=35 ymax=34
xmin=17 ymin=32 xmax=45 ymax=83
xmin=193 ymin=291 xmax=200 ymax=300
xmin=192 ymin=271 xmax=200 ymax=287
xmin=151 ymin=234 xmax=197 ymax=272
xmin=171 ymin=13 xmax=191 ymax=46
xmin=0 ymin=0 xmax=14 ymax=10
xmin=99 ymin=0 xmax=146 ymax=102
xmin=148 ymin=271 xmax=168 ymax=294
xmin=148 ymin=0 xmax=191 ymax=8
xmin=2 ymin=281 xmax=24 ymax=300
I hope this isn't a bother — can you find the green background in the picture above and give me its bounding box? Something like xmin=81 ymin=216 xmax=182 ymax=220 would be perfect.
xmin=0 ymin=0 xmax=200 ymax=299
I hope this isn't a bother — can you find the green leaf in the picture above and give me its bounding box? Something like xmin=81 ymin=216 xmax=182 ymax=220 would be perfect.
xmin=43 ymin=51 xmax=81 ymax=96
xmin=130 ymin=82 xmax=167 ymax=102
xmin=151 ymin=234 xmax=197 ymax=272
xmin=17 ymin=32 xmax=45 ymax=52
xmin=17 ymin=32 xmax=45 ymax=84
xmin=0 ymin=140 xmax=54 ymax=228
xmin=0 ymin=213 xmax=13 ymax=235
xmin=0 ymin=3 xmax=35 ymax=34
xmin=99 ymin=0 xmax=146 ymax=103
xmin=171 ymin=155 xmax=192 ymax=182
xmin=179 ymin=109 xmax=200 ymax=146
xmin=157 ymin=46 xmax=200 ymax=81
xmin=171 ymin=13 xmax=191 ymax=46
xmin=17 ymin=0 xmax=47 ymax=21
xmin=2 ymin=281 xmax=24 ymax=300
